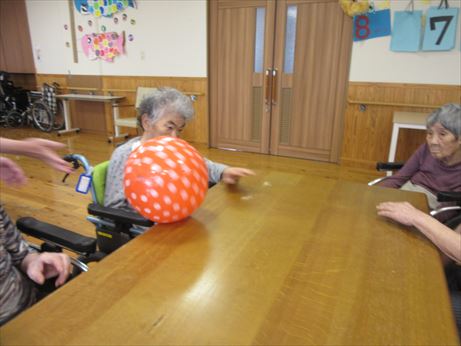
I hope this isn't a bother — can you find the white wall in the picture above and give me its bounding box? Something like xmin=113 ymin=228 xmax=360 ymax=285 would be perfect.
xmin=26 ymin=0 xmax=461 ymax=85
xmin=26 ymin=0 xmax=207 ymax=77
xmin=349 ymin=0 xmax=461 ymax=85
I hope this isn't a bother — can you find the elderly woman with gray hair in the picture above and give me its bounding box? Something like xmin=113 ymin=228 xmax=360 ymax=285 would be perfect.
xmin=377 ymin=103 xmax=461 ymax=210
xmin=104 ymin=87 xmax=254 ymax=213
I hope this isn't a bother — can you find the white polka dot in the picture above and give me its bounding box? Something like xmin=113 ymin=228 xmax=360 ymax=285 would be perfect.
xmin=156 ymin=151 xmax=167 ymax=159
xmin=181 ymin=164 xmax=191 ymax=174
xmin=144 ymin=208 xmax=151 ymax=214
xmin=135 ymin=206 xmax=141 ymax=212
xmin=181 ymin=177 xmax=191 ymax=188
xmin=168 ymin=170 xmax=179 ymax=180
xmin=164 ymin=196 xmax=172 ymax=205
xmin=133 ymin=159 xmax=141 ymax=165
xmin=175 ymin=152 xmax=185 ymax=161
xmin=125 ymin=179 xmax=131 ymax=187
xmin=142 ymin=157 xmax=153 ymax=165
xmin=154 ymin=203 xmax=161 ymax=210
xmin=167 ymin=183 xmax=177 ymax=194
xmin=173 ymin=203 xmax=180 ymax=211
xmin=126 ymin=166 xmax=132 ymax=174
xmin=165 ymin=158 xmax=176 ymax=168
xmin=150 ymin=164 xmax=162 ymax=173
xmin=163 ymin=211 xmax=170 ymax=217
xmin=153 ymin=215 xmax=160 ymax=221
xmin=150 ymin=189 xmax=159 ymax=198
xmin=154 ymin=176 xmax=164 ymax=187
xmin=141 ymin=195 xmax=148 ymax=203
xmin=192 ymin=183 xmax=199 ymax=194
xmin=180 ymin=190 xmax=188 ymax=201
xmin=139 ymin=147 xmax=145 ymax=153
xmin=130 ymin=193 xmax=137 ymax=200
xmin=190 ymin=196 xmax=197 ymax=206
xmin=190 ymin=159 xmax=198 ymax=167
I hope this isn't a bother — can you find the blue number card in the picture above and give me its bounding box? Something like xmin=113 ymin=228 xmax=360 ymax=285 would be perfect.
xmin=353 ymin=9 xmax=391 ymax=42
xmin=422 ymin=7 xmax=459 ymax=51
xmin=391 ymin=11 xmax=423 ymax=52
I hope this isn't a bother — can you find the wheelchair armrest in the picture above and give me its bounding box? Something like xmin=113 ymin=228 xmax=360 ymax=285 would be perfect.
xmin=87 ymin=203 xmax=154 ymax=227
xmin=17 ymin=217 xmax=97 ymax=254
xmin=376 ymin=162 xmax=405 ymax=171
xmin=437 ymin=191 xmax=461 ymax=203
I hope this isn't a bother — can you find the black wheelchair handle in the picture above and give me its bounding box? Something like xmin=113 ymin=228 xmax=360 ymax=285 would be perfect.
xmin=62 ymin=155 xmax=81 ymax=183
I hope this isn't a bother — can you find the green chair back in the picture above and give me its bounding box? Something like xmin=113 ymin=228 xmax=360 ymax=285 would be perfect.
xmin=92 ymin=161 xmax=109 ymax=206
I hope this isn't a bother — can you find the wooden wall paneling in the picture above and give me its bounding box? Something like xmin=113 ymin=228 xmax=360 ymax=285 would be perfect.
xmin=35 ymin=74 xmax=68 ymax=90
xmin=65 ymin=75 xmax=105 ymax=134
xmin=101 ymin=76 xmax=208 ymax=143
xmin=0 ymin=0 xmax=35 ymax=73
xmin=341 ymin=82 xmax=461 ymax=169
xmin=8 ymin=73 xmax=37 ymax=91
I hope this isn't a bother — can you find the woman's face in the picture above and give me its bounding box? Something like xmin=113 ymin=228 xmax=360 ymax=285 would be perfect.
xmin=426 ymin=122 xmax=461 ymax=163
xmin=142 ymin=111 xmax=186 ymax=140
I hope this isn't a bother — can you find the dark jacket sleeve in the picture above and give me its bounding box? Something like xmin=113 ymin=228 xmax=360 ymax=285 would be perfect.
xmin=377 ymin=144 xmax=426 ymax=189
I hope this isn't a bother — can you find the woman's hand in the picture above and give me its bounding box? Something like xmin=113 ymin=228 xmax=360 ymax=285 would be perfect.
xmin=221 ymin=167 xmax=255 ymax=184
xmin=0 ymin=157 xmax=27 ymax=186
xmin=376 ymin=201 xmax=423 ymax=226
xmin=22 ymin=252 xmax=71 ymax=287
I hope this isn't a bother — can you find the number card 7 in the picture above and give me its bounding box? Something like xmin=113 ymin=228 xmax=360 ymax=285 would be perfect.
xmin=422 ymin=7 xmax=459 ymax=51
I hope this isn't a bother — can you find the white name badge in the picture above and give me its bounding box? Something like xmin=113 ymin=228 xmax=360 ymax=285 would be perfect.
xmin=76 ymin=174 xmax=92 ymax=194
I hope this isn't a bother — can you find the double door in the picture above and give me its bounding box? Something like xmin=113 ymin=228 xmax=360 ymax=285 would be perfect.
xmin=209 ymin=0 xmax=353 ymax=162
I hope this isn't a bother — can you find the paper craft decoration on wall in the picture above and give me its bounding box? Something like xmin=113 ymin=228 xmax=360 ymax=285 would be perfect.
xmin=353 ymin=9 xmax=391 ymax=41
xmin=339 ymin=0 xmax=369 ymax=17
xmin=422 ymin=6 xmax=459 ymax=51
xmin=390 ymin=10 xmax=423 ymax=52
xmin=81 ymin=31 xmax=125 ymax=62
xmin=74 ymin=0 xmax=136 ymax=17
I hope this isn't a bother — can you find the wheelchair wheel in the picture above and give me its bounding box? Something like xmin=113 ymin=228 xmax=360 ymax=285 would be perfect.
xmin=6 ymin=110 xmax=23 ymax=128
xmin=52 ymin=100 xmax=65 ymax=130
xmin=31 ymin=100 xmax=53 ymax=132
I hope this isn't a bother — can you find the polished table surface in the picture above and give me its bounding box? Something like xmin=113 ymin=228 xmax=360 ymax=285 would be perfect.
xmin=1 ymin=171 xmax=458 ymax=345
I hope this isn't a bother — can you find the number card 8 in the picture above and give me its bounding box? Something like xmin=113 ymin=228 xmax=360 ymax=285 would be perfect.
xmin=422 ymin=7 xmax=459 ymax=51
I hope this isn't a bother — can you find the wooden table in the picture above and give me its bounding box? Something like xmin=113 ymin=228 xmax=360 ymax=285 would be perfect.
xmin=56 ymin=94 xmax=125 ymax=138
xmin=1 ymin=172 xmax=458 ymax=345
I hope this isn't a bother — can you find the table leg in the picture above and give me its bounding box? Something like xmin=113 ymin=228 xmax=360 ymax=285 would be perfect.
xmin=57 ymin=99 xmax=80 ymax=135
xmin=386 ymin=123 xmax=401 ymax=176
xmin=108 ymin=101 xmax=128 ymax=143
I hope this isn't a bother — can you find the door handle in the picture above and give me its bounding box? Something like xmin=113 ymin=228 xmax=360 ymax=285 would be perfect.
xmin=264 ymin=68 xmax=272 ymax=105
xmin=271 ymin=68 xmax=278 ymax=105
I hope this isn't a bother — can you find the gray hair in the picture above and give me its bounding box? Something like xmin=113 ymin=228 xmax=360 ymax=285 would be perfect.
xmin=137 ymin=87 xmax=194 ymax=129
xmin=426 ymin=103 xmax=461 ymax=139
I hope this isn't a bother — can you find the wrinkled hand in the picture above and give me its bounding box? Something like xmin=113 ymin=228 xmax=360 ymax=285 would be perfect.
xmin=24 ymin=138 xmax=72 ymax=173
xmin=0 ymin=157 xmax=27 ymax=186
xmin=221 ymin=167 xmax=255 ymax=184
xmin=25 ymin=252 xmax=71 ymax=287
xmin=376 ymin=201 xmax=423 ymax=227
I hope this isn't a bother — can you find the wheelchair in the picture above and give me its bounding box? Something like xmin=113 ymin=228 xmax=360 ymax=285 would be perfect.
xmin=16 ymin=154 xmax=154 ymax=276
xmin=368 ymin=161 xmax=461 ymax=229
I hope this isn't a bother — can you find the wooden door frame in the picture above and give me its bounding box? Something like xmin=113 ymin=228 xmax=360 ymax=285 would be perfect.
xmin=209 ymin=0 xmax=353 ymax=162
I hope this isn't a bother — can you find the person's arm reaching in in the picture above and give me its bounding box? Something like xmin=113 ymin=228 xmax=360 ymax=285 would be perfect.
xmin=377 ymin=201 xmax=461 ymax=263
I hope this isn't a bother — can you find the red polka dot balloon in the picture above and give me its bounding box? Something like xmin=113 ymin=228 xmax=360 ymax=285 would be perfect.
xmin=124 ymin=136 xmax=208 ymax=223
